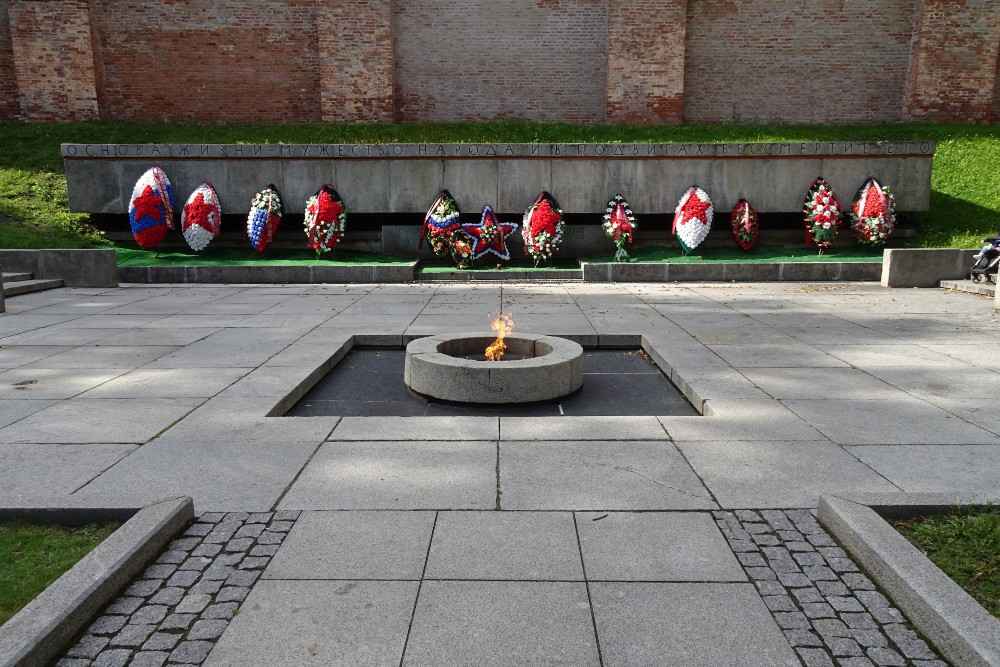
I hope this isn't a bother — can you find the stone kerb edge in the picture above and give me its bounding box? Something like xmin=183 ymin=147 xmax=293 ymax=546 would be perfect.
xmin=818 ymin=492 xmax=1000 ymax=667
xmin=881 ymin=248 xmax=979 ymax=288
xmin=0 ymin=496 xmax=194 ymax=667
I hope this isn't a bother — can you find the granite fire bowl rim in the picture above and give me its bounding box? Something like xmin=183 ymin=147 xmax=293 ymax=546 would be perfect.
xmin=403 ymin=332 xmax=584 ymax=403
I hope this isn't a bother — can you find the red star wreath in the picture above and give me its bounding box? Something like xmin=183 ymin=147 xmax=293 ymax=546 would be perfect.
xmin=461 ymin=205 xmax=518 ymax=261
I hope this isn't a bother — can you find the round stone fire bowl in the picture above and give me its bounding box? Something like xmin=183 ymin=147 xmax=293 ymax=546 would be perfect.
xmin=404 ymin=332 xmax=583 ymax=403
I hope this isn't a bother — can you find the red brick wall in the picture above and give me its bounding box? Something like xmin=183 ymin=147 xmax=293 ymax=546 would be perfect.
xmin=88 ymin=0 xmax=321 ymax=122
xmin=8 ymin=0 xmax=98 ymax=122
xmin=905 ymin=0 xmax=1000 ymax=122
xmin=683 ymin=0 xmax=916 ymax=124
xmin=319 ymin=0 xmax=393 ymax=122
xmin=2 ymin=0 xmax=999 ymax=124
xmin=0 ymin=0 xmax=18 ymax=121
xmin=393 ymin=0 xmax=608 ymax=122
xmin=607 ymin=0 xmax=687 ymax=124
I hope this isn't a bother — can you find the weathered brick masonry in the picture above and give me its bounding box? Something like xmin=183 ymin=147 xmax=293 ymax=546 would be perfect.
xmin=1 ymin=0 xmax=998 ymax=124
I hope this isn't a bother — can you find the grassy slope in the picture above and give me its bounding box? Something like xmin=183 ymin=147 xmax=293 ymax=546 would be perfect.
xmin=0 ymin=522 xmax=119 ymax=626
xmin=895 ymin=507 xmax=1000 ymax=618
xmin=1 ymin=122 xmax=998 ymax=250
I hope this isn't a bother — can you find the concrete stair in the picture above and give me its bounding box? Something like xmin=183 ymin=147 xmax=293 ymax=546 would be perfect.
xmin=2 ymin=272 xmax=64 ymax=297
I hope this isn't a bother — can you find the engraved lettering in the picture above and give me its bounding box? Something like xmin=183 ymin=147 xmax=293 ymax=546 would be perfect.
xmin=377 ymin=145 xmax=385 ymax=157
xmin=647 ymin=145 xmax=656 ymax=156
xmin=418 ymin=144 xmax=427 ymax=156
xmin=505 ymin=145 xmax=515 ymax=156
xmin=718 ymin=145 xmax=728 ymax=156
xmin=279 ymin=145 xmax=291 ymax=157
xmin=392 ymin=145 xmax=403 ymax=156
xmin=353 ymin=145 xmax=365 ymax=157
xmin=530 ymin=144 xmax=540 ymax=156
xmin=595 ymin=144 xmax=606 ymax=156
xmin=435 ymin=145 xmax=446 ymax=156
xmin=920 ymin=142 xmax=931 ymax=153
xmin=468 ymin=144 xmax=479 ymax=156
xmin=696 ymin=144 xmax=704 ymax=156
xmin=455 ymin=144 xmax=462 ymax=155
xmin=886 ymin=143 xmax=894 ymax=154
xmin=234 ymin=145 xmax=245 ymax=156
xmin=613 ymin=145 xmax=624 ymax=156
xmin=844 ymin=143 xmax=853 ymax=155
xmin=800 ymin=143 xmax=807 ymax=155
xmin=253 ymin=145 xmax=262 ymax=156
xmin=135 ymin=146 xmax=143 ymax=157
xmin=486 ymin=145 xmax=497 ymax=156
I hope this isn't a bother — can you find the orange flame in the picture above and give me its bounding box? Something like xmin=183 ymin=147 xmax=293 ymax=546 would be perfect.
xmin=485 ymin=310 xmax=515 ymax=361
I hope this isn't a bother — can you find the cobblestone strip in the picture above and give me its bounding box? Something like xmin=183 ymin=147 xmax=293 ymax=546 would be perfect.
xmin=56 ymin=510 xmax=300 ymax=667
xmin=715 ymin=510 xmax=948 ymax=667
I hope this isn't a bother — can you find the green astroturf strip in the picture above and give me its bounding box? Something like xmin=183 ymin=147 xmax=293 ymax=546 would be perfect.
xmin=113 ymin=247 xmax=414 ymax=266
xmin=0 ymin=522 xmax=119 ymax=626
xmin=582 ymin=244 xmax=884 ymax=263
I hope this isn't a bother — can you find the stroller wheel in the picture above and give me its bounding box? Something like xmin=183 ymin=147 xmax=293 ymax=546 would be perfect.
xmin=971 ymin=273 xmax=980 ymax=283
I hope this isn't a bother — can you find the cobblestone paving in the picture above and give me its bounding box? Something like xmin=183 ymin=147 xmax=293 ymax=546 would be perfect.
xmin=715 ymin=509 xmax=949 ymax=667
xmin=56 ymin=511 xmax=299 ymax=667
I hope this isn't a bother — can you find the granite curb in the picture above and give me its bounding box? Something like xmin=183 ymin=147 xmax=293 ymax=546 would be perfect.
xmin=818 ymin=492 xmax=1000 ymax=667
xmin=0 ymin=497 xmax=194 ymax=667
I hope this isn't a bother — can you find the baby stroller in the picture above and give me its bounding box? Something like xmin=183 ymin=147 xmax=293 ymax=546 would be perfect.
xmin=970 ymin=232 xmax=1000 ymax=283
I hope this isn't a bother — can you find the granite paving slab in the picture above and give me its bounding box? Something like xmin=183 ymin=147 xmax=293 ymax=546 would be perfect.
xmin=740 ymin=368 xmax=909 ymax=400
xmin=590 ymin=582 xmax=800 ymax=667
xmin=0 ymin=397 xmax=205 ymax=444
xmin=78 ymin=368 xmax=253 ymax=399
xmin=500 ymin=440 xmax=716 ymax=510
xmin=0 ymin=328 xmax=126 ymax=346
xmin=498 ymin=416 xmax=669 ymax=441
xmin=846 ymin=444 xmax=1000 ymax=492
xmin=20 ymin=345 xmax=181 ymax=370
xmin=0 ymin=367 xmax=125 ymax=399
xmin=0 ymin=398 xmax=58 ymax=428
xmin=94 ymin=327 xmax=223 ymax=347
xmin=660 ymin=400 xmax=825 ymax=441
xmin=153 ymin=398 xmax=340 ymax=443
xmin=424 ymin=511 xmax=583 ymax=581
xmin=402 ymin=581 xmax=599 ymax=667
xmin=279 ymin=440 xmax=498 ymax=510
xmin=782 ymin=398 xmax=1000 ymax=445
xmin=861 ymin=365 xmax=1000 ymax=400
xmin=676 ymin=440 xmax=900 ymax=509
xmin=202 ymin=580 xmax=418 ymax=666
xmin=0 ymin=443 xmax=136 ymax=497
xmin=575 ymin=511 xmax=746 ymax=582
xmin=74 ymin=440 xmax=321 ymax=512
xmin=0 ymin=345 xmax=75 ymax=368
xmin=264 ymin=511 xmax=435 ymax=580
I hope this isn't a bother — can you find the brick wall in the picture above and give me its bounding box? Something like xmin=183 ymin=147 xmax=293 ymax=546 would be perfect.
xmin=683 ymin=0 xmax=916 ymax=124
xmin=607 ymin=0 xmax=688 ymax=124
xmin=1 ymin=0 xmax=998 ymax=124
xmin=8 ymin=0 xmax=98 ymax=122
xmin=0 ymin=0 xmax=18 ymax=121
xmin=393 ymin=0 xmax=608 ymax=122
xmin=319 ymin=0 xmax=393 ymax=122
xmin=88 ymin=0 xmax=321 ymax=122
xmin=905 ymin=0 xmax=1000 ymax=122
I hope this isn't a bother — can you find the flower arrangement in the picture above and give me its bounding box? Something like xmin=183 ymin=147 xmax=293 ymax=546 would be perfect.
xmin=421 ymin=190 xmax=462 ymax=258
xmin=730 ymin=199 xmax=759 ymax=251
xmin=850 ymin=178 xmax=895 ymax=246
xmin=673 ymin=186 xmax=713 ymax=253
xmin=803 ymin=178 xmax=842 ymax=253
xmin=247 ymin=184 xmax=282 ymax=253
xmin=181 ymin=182 xmax=221 ymax=252
xmin=450 ymin=235 xmax=474 ymax=270
xmin=602 ymin=194 xmax=636 ymax=262
xmin=522 ymin=191 xmax=564 ymax=266
xmin=304 ymin=184 xmax=347 ymax=258
xmin=128 ymin=166 xmax=175 ymax=249
xmin=462 ymin=205 xmax=518 ymax=261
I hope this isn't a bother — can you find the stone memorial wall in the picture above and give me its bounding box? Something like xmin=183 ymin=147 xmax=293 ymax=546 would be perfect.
xmin=63 ymin=141 xmax=934 ymax=219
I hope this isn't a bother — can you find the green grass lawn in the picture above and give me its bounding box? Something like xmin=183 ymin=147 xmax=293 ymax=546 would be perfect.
xmin=1 ymin=121 xmax=998 ymax=252
xmin=894 ymin=506 xmax=1000 ymax=618
xmin=0 ymin=521 xmax=119 ymax=626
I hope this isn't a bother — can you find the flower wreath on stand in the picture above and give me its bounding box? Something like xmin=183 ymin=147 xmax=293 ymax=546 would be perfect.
xmin=850 ymin=178 xmax=895 ymax=247
xmin=420 ymin=190 xmax=462 ymax=259
xmin=450 ymin=234 xmax=474 ymax=270
xmin=247 ymin=184 xmax=283 ymax=253
xmin=602 ymin=194 xmax=637 ymax=262
xmin=730 ymin=199 xmax=759 ymax=251
xmin=181 ymin=182 xmax=222 ymax=252
xmin=522 ymin=191 xmax=564 ymax=267
xmin=128 ymin=166 xmax=175 ymax=250
xmin=803 ymin=178 xmax=842 ymax=254
xmin=462 ymin=205 xmax=518 ymax=263
xmin=673 ymin=186 xmax=713 ymax=254
xmin=304 ymin=185 xmax=347 ymax=259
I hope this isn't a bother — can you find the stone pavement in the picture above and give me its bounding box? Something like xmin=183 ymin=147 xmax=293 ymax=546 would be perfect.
xmin=1 ymin=281 xmax=997 ymax=666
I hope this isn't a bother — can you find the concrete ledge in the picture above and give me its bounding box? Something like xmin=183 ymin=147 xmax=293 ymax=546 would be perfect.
xmin=0 ymin=250 xmax=118 ymax=287
xmin=118 ymin=262 xmax=418 ymax=284
xmin=581 ymin=261 xmax=882 ymax=283
xmin=0 ymin=496 xmax=194 ymax=667
xmin=818 ymin=492 xmax=1000 ymax=667
xmin=881 ymin=248 xmax=978 ymax=288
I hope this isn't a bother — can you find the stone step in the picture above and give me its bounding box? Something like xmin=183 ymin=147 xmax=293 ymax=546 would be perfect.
xmin=2 ymin=277 xmax=64 ymax=297
xmin=1 ymin=271 xmax=34 ymax=282
xmin=940 ymin=278 xmax=997 ymax=298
